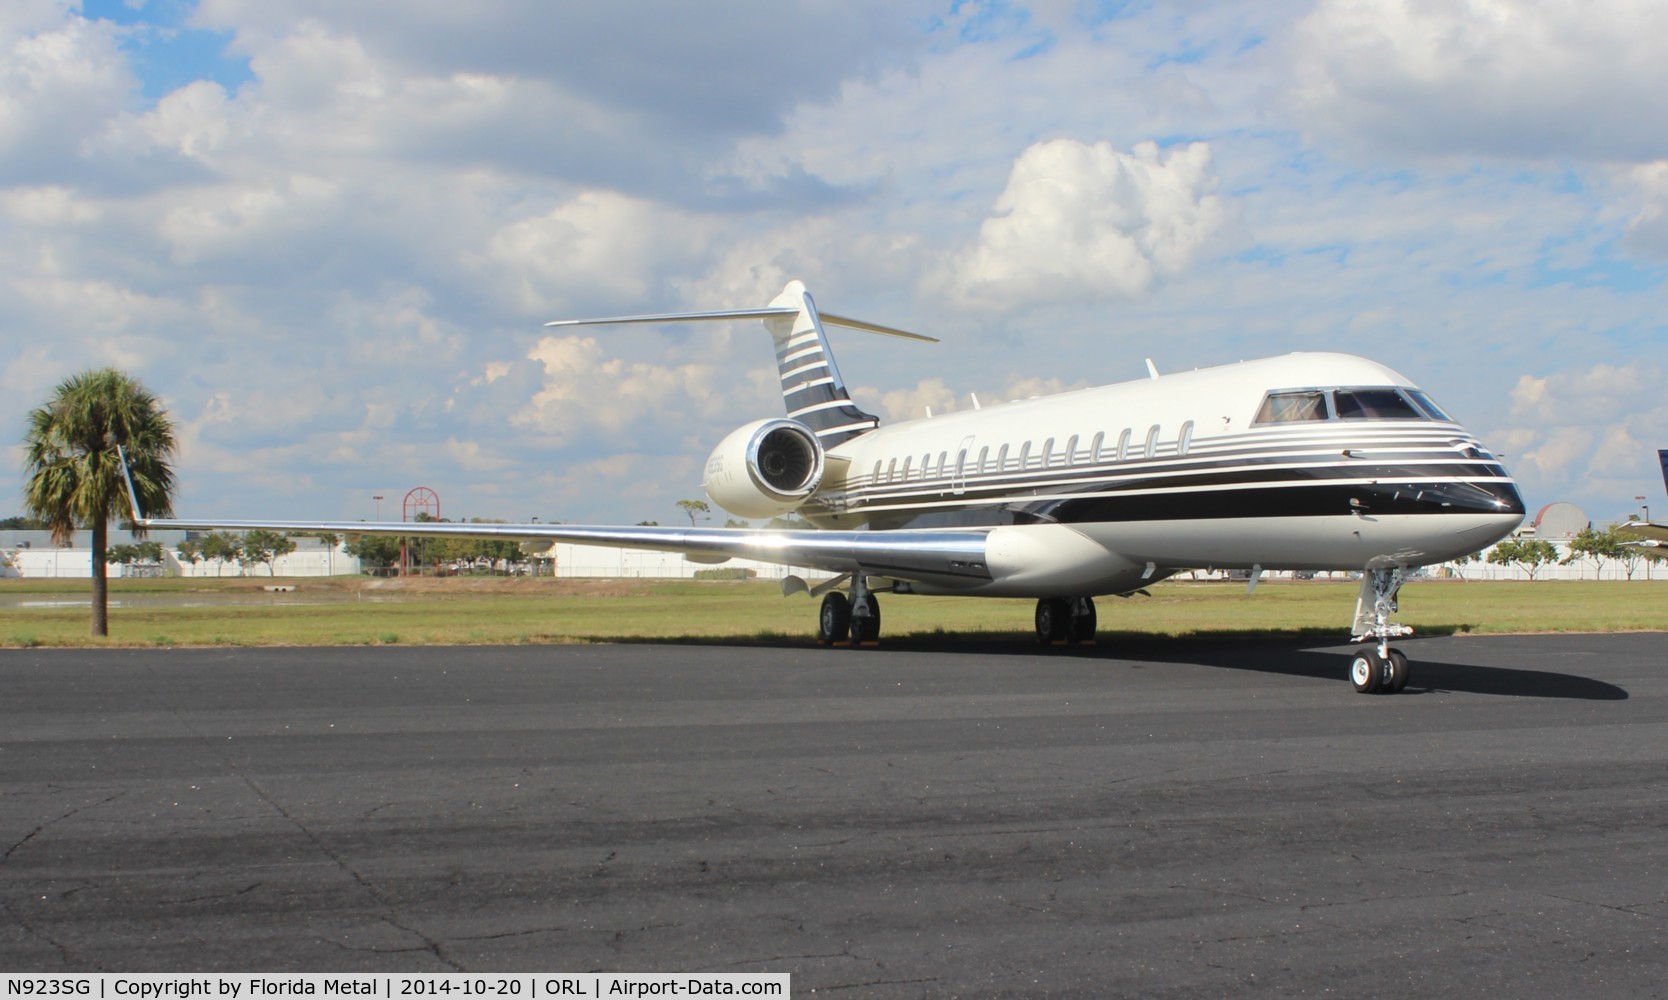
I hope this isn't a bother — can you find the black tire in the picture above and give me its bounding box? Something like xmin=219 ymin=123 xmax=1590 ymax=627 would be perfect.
xmin=1070 ymin=597 xmax=1097 ymax=644
xmin=818 ymin=591 xmax=851 ymax=646
xmin=1350 ymin=648 xmax=1385 ymax=694
xmin=1035 ymin=597 xmax=1069 ymax=644
xmin=1387 ymin=649 xmax=1410 ymax=693
xmin=852 ymin=593 xmax=882 ymax=645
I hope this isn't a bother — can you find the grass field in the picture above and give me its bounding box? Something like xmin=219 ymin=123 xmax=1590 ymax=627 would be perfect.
xmin=2 ymin=575 xmax=1663 ymax=648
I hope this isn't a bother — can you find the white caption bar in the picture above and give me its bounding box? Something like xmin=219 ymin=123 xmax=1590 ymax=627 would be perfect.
xmin=2 ymin=976 xmax=789 ymax=1000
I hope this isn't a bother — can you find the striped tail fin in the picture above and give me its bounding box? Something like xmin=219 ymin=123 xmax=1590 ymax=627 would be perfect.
xmin=766 ymin=280 xmax=884 ymax=446
xmin=544 ymin=280 xmax=935 ymax=448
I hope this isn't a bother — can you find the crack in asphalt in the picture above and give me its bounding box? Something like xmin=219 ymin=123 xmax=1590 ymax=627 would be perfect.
xmin=2 ymin=792 xmax=126 ymax=864
xmin=0 ymin=898 xmax=83 ymax=970
xmin=136 ymin=664 xmax=465 ymax=972
xmin=160 ymin=882 xmax=262 ymax=906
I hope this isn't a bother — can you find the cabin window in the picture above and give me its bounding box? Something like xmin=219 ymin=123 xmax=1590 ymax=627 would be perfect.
xmin=1065 ymin=434 xmax=1079 ymax=466
xmin=901 ymin=456 xmax=912 ymax=480
xmin=887 ymin=458 xmax=897 ymax=482
xmin=1042 ymin=437 xmax=1055 ymax=467
xmin=937 ymin=451 xmax=948 ymax=477
xmin=1116 ymin=429 xmax=1131 ymax=462
xmin=1090 ymin=431 xmax=1105 ymax=462
xmin=1335 ymin=388 xmax=1422 ymax=421
xmin=997 ymin=443 xmax=1010 ymax=471
xmin=872 ymin=461 xmax=882 ymax=485
xmin=1144 ymin=425 xmax=1160 ymax=459
xmin=1019 ymin=441 xmax=1033 ymax=468
xmin=1254 ymin=391 xmax=1329 ymax=424
xmin=977 ymin=445 xmax=990 ymax=473
xmin=1177 ymin=421 xmax=1194 ymax=457
xmin=955 ymin=449 xmax=967 ymax=478
xmin=921 ymin=453 xmax=932 ymax=477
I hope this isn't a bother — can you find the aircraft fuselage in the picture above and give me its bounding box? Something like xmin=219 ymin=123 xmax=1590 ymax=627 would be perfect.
xmin=801 ymin=352 xmax=1523 ymax=596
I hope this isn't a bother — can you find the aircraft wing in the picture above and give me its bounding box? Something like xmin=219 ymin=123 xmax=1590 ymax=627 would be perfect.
xmin=1616 ymin=521 xmax=1668 ymax=548
xmin=134 ymin=516 xmax=996 ymax=588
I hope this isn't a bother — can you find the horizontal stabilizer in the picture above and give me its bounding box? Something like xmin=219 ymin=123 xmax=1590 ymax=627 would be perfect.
xmin=545 ymin=304 xmax=937 ymax=342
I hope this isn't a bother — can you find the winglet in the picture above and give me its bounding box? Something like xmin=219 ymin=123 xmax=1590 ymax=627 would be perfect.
xmin=115 ymin=444 xmax=145 ymax=523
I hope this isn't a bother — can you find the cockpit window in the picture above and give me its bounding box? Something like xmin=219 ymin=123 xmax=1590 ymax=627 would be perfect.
xmin=1254 ymin=386 xmax=1443 ymax=425
xmin=1254 ymin=391 xmax=1329 ymax=424
xmin=1333 ymin=389 xmax=1422 ymax=421
xmin=1406 ymin=389 xmax=1453 ymax=422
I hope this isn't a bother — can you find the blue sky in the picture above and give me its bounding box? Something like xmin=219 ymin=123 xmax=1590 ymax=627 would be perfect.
xmin=83 ymin=0 xmax=250 ymax=99
xmin=3 ymin=0 xmax=1665 ymax=529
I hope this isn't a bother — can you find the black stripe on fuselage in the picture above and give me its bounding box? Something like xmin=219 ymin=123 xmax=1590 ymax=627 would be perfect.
xmin=849 ymin=456 xmax=1512 ymax=507
xmin=826 ymin=478 xmax=1525 ymax=531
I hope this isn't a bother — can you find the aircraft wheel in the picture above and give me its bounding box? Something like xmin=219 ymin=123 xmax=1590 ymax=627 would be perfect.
xmin=852 ymin=593 xmax=882 ymax=646
xmin=818 ymin=592 xmax=851 ymax=646
xmin=1386 ymin=648 xmax=1410 ymax=693
xmin=1350 ymin=648 xmax=1385 ymax=694
xmin=1070 ymin=597 xmax=1097 ymax=645
xmin=1035 ymin=597 xmax=1069 ymax=645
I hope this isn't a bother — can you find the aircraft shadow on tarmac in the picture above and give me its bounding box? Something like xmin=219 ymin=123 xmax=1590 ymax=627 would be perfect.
xmin=1061 ymin=636 xmax=1632 ymax=701
xmin=624 ymin=632 xmax=1629 ymax=701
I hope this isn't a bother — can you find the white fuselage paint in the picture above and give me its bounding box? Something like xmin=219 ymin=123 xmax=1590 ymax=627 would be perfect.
xmin=794 ymin=353 xmax=1523 ymax=597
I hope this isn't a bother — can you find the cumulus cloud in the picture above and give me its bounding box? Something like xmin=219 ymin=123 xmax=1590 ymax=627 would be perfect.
xmin=1494 ymin=361 xmax=1667 ymax=517
xmin=1 ymin=0 xmax=1663 ymax=529
xmin=497 ymin=335 xmax=735 ymax=448
xmin=479 ymin=191 xmax=715 ymax=316
xmin=1291 ymin=0 xmax=1668 ymax=162
xmin=930 ymin=138 xmax=1224 ymax=310
xmin=0 ymin=10 xmax=133 ymax=185
xmin=1617 ymin=160 xmax=1668 ymax=259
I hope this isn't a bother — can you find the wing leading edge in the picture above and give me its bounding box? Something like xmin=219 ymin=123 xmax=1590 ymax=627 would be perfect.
xmin=133 ymin=516 xmax=995 ymax=588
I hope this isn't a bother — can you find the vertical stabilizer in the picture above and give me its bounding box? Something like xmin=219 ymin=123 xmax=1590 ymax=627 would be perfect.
xmin=765 ymin=281 xmax=880 ymax=447
xmin=543 ymin=280 xmax=933 ymax=449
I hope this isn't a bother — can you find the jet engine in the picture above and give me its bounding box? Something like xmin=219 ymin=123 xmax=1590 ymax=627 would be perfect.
xmin=702 ymin=418 xmax=826 ymax=519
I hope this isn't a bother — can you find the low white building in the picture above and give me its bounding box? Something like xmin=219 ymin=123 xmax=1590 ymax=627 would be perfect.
xmin=1 ymin=530 xmax=359 ymax=579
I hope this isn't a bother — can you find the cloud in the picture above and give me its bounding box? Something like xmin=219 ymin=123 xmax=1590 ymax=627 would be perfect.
xmin=492 ymin=335 xmax=736 ymax=450
xmin=930 ymin=138 xmax=1225 ymax=310
xmin=1291 ymin=0 xmax=1668 ymax=162
xmin=1617 ymin=160 xmax=1668 ymax=259
xmin=1495 ymin=361 xmax=1668 ymax=518
xmin=0 ymin=0 xmax=1663 ymax=532
xmin=478 ymin=191 xmax=715 ymax=316
xmin=0 ymin=10 xmax=133 ymax=185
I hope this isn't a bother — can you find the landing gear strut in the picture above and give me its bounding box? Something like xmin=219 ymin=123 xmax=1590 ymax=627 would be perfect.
xmin=1349 ymin=568 xmax=1413 ymax=694
xmin=1035 ymin=596 xmax=1096 ymax=645
xmin=818 ymin=574 xmax=881 ymax=647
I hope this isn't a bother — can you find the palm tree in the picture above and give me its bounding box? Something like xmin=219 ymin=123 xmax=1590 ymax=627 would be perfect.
xmin=23 ymin=368 xmax=177 ymax=637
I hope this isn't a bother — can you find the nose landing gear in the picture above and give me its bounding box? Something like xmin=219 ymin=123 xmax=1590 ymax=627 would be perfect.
xmin=1350 ymin=568 xmax=1414 ymax=694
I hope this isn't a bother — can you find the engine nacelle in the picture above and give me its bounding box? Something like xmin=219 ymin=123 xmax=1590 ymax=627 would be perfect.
xmin=702 ymin=418 xmax=826 ymax=519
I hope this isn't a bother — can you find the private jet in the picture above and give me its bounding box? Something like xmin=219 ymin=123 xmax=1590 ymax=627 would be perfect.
xmin=130 ymin=281 xmax=1526 ymax=693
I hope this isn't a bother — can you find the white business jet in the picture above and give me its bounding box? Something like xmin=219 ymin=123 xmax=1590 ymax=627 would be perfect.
xmin=130 ymin=280 xmax=1525 ymax=693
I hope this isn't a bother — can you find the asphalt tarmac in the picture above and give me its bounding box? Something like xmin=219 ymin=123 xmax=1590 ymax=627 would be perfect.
xmin=2 ymin=634 xmax=1665 ymax=996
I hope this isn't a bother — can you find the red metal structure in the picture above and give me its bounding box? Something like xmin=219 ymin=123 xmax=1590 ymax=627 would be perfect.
xmin=399 ymin=487 xmax=441 ymax=575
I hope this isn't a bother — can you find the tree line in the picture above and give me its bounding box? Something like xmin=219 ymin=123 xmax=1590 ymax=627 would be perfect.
xmin=1473 ymin=523 xmax=1657 ymax=581
xmin=343 ymin=519 xmax=525 ymax=573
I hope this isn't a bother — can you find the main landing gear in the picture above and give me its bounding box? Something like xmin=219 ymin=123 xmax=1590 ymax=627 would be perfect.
xmin=1350 ymin=567 xmax=1413 ymax=694
xmin=818 ymin=587 xmax=1100 ymax=648
xmin=1034 ymin=596 xmax=1097 ymax=645
xmin=818 ymin=575 xmax=880 ymax=647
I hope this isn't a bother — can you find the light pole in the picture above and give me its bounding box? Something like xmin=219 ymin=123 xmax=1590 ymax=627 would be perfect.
xmin=373 ymin=494 xmax=384 ymax=520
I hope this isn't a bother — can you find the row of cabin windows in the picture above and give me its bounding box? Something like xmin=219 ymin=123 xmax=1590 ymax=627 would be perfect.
xmin=868 ymin=420 xmax=1196 ymax=486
